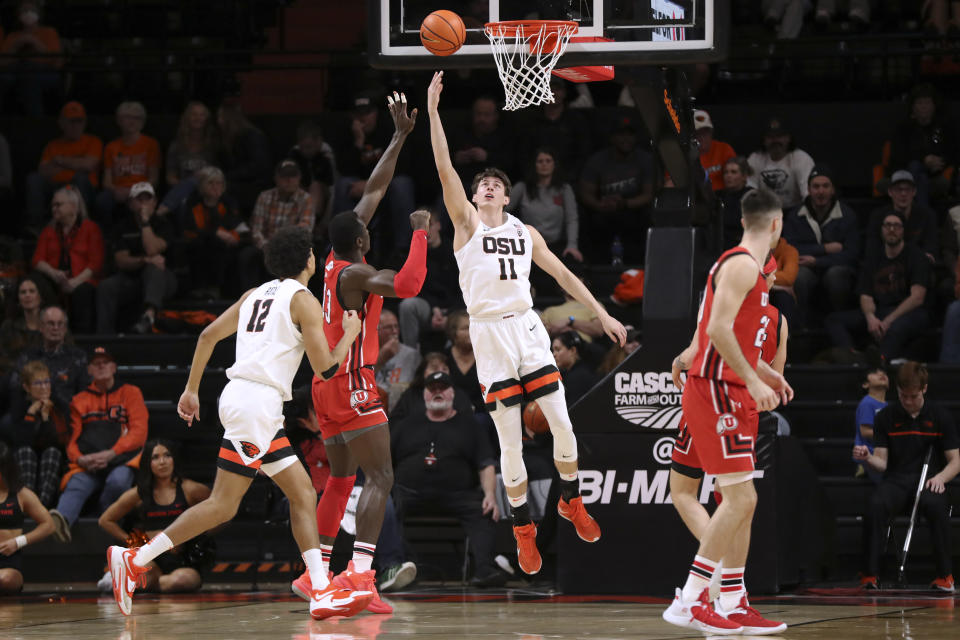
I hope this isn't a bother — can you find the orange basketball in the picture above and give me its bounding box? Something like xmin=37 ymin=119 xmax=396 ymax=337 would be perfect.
xmin=420 ymin=10 xmax=466 ymax=56
xmin=523 ymin=400 xmax=550 ymax=434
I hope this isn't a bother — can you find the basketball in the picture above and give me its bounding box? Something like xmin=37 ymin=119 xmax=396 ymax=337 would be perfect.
xmin=523 ymin=400 xmax=550 ymax=434
xmin=420 ymin=10 xmax=466 ymax=56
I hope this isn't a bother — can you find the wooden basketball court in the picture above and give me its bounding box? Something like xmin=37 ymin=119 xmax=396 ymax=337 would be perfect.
xmin=2 ymin=587 xmax=956 ymax=639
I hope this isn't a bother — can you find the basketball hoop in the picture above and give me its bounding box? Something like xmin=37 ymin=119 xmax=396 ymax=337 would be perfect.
xmin=484 ymin=20 xmax=578 ymax=111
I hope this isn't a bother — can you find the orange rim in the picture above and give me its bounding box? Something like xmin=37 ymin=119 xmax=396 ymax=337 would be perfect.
xmin=484 ymin=20 xmax=578 ymax=37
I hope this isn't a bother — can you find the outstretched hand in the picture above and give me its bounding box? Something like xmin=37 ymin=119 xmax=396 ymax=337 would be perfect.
xmin=427 ymin=71 xmax=444 ymax=113
xmin=178 ymin=390 xmax=200 ymax=426
xmin=387 ymin=90 xmax=417 ymax=136
xmin=601 ymin=314 xmax=627 ymax=347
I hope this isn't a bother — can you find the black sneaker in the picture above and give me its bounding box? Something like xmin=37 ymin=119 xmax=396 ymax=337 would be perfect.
xmin=469 ymin=570 xmax=509 ymax=588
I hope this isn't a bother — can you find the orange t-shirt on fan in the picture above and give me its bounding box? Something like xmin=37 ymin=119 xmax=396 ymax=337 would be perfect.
xmin=103 ymin=135 xmax=161 ymax=189
xmin=700 ymin=140 xmax=736 ymax=191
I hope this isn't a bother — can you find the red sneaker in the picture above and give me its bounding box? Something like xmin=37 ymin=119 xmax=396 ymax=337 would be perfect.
xmin=687 ymin=588 xmax=743 ymax=635
xmin=332 ymin=561 xmax=393 ymax=614
xmin=292 ymin=570 xmax=311 ymax=601
xmin=513 ymin=523 xmax=542 ymax=574
xmin=107 ymin=546 xmax=149 ymax=616
xmin=309 ymin=581 xmax=373 ymax=620
xmin=931 ymin=575 xmax=955 ymax=593
xmin=557 ymin=496 xmax=600 ymax=542
xmin=860 ymin=575 xmax=879 ymax=590
xmin=715 ymin=593 xmax=787 ymax=635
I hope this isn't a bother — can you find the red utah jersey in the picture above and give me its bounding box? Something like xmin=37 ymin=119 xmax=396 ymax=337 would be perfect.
xmin=319 ymin=251 xmax=383 ymax=379
xmin=760 ymin=307 xmax=782 ymax=366
xmin=689 ymin=247 xmax=773 ymax=387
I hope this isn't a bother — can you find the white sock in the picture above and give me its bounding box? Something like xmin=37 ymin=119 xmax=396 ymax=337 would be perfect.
xmin=558 ymin=470 xmax=577 ymax=481
xmin=507 ymin=493 xmax=527 ymax=508
xmin=681 ymin=555 xmax=717 ymax=603
xmin=353 ymin=541 xmax=376 ymax=573
xmin=718 ymin=566 xmax=745 ymax=611
xmin=133 ymin=532 xmax=172 ymax=567
xmin=320 ymin=543 xmax=333 ymax=574
xmin=303 ymin=548 xmax=329 ymax=589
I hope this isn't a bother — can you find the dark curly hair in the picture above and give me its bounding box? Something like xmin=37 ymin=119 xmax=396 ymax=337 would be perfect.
xmin=328 ymin=210 xmax=365 ymax=256
xmin=471 ymin=167 xmax=512 ymax=197
xmin=264 ymin=226 xmax=313 ymax=278
xmin=136 ymin=440 xmax=181 ymax=502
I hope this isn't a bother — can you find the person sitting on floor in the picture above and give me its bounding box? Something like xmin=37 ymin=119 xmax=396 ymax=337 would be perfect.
xmin=97 ymin=439 xmax=212 ymax=593
xmin=0 ymin=442 xmax=55 ymax=594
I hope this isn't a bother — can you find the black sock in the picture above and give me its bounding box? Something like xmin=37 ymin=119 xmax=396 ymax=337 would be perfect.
xmin=559 ymin=478 xmax=580 ymax=502
xmin=511 ymin=502 xmax=531 ymax=526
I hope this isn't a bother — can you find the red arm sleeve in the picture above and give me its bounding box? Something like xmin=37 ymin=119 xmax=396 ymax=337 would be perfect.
xmin=392 ymin=230 xmax=428 ymax=298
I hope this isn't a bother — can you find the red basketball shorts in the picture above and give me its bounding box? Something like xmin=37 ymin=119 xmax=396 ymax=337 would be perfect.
xmin=313 ymin=367 xmax=387 ymax=443
xmin=670 ymin=418 xmax=703 ymax=479
xmin=680 ymin=376 xmax=758 ymax=476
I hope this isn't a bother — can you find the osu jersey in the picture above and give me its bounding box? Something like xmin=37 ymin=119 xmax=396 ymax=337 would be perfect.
xmin=319 ymin=250 xmax=383 ymax=380
xmin=689 ymin=247 xmax=773 ymax=387
xmin=453 ymin=213 xmax=534 ymax=317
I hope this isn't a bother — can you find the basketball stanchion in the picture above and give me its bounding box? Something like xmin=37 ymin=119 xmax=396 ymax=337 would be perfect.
xmin=898 ymin=445 xmax=933 ymax=586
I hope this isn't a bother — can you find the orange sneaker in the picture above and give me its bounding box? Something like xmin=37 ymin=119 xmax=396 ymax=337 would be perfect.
xmin=332 ymin=561 xmax=393 ymax=614
xmin=859 ymin=575 xmax=879 ymax=590
xmin=558 ymin=496 xmax=601 ymax=542
xmin=931 ymin=575 xmax=955 ymax=593
xmin=292 ymin=570 xmax=312 ymax=601
xmin=513 ymin=523 xmax=542 ymax=574
xmin=107 ymin=545 xmax=148 ymax=616
xmin=309 ymin=581 xmax=373 ymax=620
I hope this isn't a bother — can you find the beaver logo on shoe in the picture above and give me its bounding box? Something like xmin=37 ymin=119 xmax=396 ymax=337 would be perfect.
xmin=716 ymin=413 xmax=739 ymax=434
xmin=239 ymin=441 xmax=261 ymax=458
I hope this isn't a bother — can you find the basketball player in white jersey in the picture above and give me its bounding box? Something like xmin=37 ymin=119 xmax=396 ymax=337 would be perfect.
xmin=427 ymin=71 xmax=628 ymax=573
xmin=107 ymin=226 xmax=374 ymax=620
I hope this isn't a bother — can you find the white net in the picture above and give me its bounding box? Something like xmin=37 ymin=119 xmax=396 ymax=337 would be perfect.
xmin=484 ymin=21 xmax=578 ymax=111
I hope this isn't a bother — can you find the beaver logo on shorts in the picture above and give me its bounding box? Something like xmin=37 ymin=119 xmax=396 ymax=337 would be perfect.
xmin=716 ymin=413 xmax=739 ymax=434
xmin=239 ymin=441 xmax=261 ymax=458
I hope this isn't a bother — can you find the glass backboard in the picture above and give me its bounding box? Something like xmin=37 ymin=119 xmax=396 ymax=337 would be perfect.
xmin=368 ymin=0 xmax=727 ymax=69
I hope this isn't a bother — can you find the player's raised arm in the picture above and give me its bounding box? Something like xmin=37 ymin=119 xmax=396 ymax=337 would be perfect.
xmin=178 ymin=288 xmax=256 ymax=424
xmin=708 ymin=255 xmax=779 ymax=411
xmin=528 ymin=225 xmax=627 ymax=346
xmin=293 ymin=291 xmax=361 ymax=379
xmin=354 ymin=91 xmax=418 ymax=227
xmin=427 ymin=71 xmax=475 ymax=232
xmin=342 ymin=209 xmax=430 ymax=298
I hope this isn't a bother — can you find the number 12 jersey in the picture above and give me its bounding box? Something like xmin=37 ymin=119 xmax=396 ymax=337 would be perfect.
xmin=226 ymin=278 xmax=309 ymax=400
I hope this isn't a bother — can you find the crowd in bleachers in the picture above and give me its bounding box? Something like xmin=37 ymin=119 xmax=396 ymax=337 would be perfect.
xmin=0 ymin=0 xmax=958 ymax=596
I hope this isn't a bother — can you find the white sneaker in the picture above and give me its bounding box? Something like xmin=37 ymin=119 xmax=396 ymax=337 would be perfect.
xmin=662 ymin=588 xmax=695 ymax=628
xmin=107 ymin=545 xmax=146 ymax=616
xmin=379 ymin=561 xmax=417 ymax=592
xmin=97 ymin=571 xmax=112 ymax=593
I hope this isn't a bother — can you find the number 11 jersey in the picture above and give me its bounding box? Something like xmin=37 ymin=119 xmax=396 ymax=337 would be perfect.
xmin=226 ymin=278 xmax=309 ymax=400
xmin=454 ymin=213 xmax=533 ymax=317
